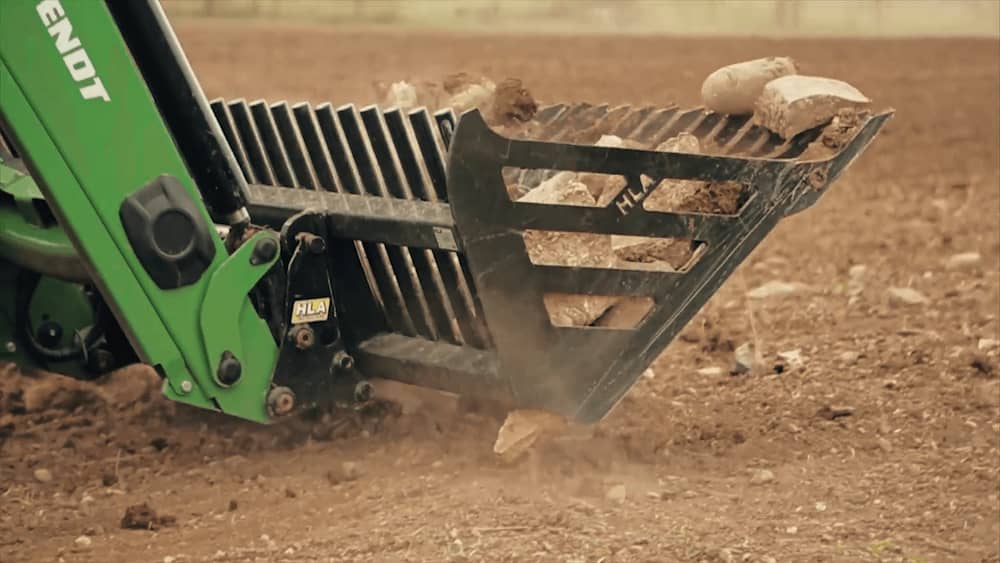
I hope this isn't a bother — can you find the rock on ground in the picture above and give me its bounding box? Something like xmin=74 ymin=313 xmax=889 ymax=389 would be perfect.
xmin=754 ymin=75 xmax=871 ymax=139
xmin=887 ymin=286 xmax=930 ymax=306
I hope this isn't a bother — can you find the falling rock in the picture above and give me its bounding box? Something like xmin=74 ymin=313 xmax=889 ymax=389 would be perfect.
xmin=605 ymin=484 xmax=627 ymax=503
xmin=747 ymin=280 xmax=804 ymax=299
xmin=754 ymin=75 xmax=871 ymax=139
xmin=731 ymin=342 xmax=758 ymax=374
xmin=887 ymin=287 xmax=929 ymax=306
xmin=493 ymin=409 xmax=568 ymax=461
xmin=945 ymin=252 xmax=981 ymax=269
xmin=34 ymin=468 xmax=53 ymax=483
xmin=749 ymin=468 xmax=775 ymax=485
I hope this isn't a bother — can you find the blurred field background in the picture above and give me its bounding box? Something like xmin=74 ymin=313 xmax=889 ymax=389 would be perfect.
xmin=163 ymin=0 xmax=1000 ymax=37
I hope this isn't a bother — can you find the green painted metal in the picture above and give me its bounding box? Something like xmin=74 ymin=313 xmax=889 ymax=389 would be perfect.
xmin=0 ymin=262 xmax=95 ymax=379
xmin=0 ymin=1 xmax=277 ymax=422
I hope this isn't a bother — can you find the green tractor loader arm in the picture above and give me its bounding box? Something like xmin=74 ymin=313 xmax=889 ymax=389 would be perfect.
xmin=0 ymin=0 xmax=891 ymax=424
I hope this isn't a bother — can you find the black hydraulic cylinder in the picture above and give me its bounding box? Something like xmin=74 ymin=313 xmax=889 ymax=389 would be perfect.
xmin=106 ymin=0 xmax=250 ymax=225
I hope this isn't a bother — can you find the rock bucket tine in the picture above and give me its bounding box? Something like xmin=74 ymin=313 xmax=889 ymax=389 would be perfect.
xmin=291 ymin=102 xmax=342 ymax=192
xmin=314 ymin=104 xmax=362 ymax=195
xmin=336 ymin=104 xmax=425 ymax=338
xmin=533 ymin=103 xmax=568 ymax=126
xmin=631 ymin=107 xmax=679 ymax=145
xmin=433 ymin=109 xmax=457 ymax=149
xmin=209 ymin=99 xmax=256 ymax=183
xmin=407 ymin=109 xmax=449 ymax=201
xmin=384 ymin=108 xmax=490 ymax=347
xmin=406 ymin=108 xmax=491 ymax=348
xmin=228 ymin=99 xmax=276 ymax=186
xmin=271 ymin=102 xmax=320 ymax=190
xmin=609 ymin=106 xmax=656 ymax=138
xmin=249 ymin=100 xmax=297 ymax=188
xmin=536 ymin=102 xmax=593 ymax=141
xmin=360 ymin=106 xmax=451 ymax=342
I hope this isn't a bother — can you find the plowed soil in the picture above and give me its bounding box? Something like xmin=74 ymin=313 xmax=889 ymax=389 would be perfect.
xmin=2 ymin=22 xmax=998 ymax=563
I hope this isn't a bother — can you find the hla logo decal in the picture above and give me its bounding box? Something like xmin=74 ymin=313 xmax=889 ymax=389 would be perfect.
xmin=36 ymin=0 xmax=111 ymax=102
xmin=291 ymin=298 xmax=331 ymax=324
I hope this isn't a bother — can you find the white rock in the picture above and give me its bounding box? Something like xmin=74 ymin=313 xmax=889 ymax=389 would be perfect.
xmin=697 ymin=366 xmax=723 ymax=376
xmin=595 ymin=134 xmax=624 ymax=148
xmin=887 ymin=287 xmax=929 ymax=305
xmin=945 ymin=252 xmax=981 ymax=269
xmin=754 ymin=75 xmax=871 ymax=139
xmin=838 ymin=350 xmax=861 ymax=364
xmin=815 ymin=501 xmax=828 ymax=512
xmin=746 ymin=280 xmax=803 ymax=299
xmin=978 ymin=338 xmax=999 ymax=351
xmin=74 ymin=536 xmax=92 ymax=548
xmin=848 ymin=264 xmax=867 ymax=279
xmin=642 ymin=369 xmax=656 ymax=380
xmin=786 ymin=526 xmax=798 ymax=534
xmin=493 ymin=409 xmax=567 ymax=460
xmin=163 ymin=557 xmax=176 ymax=563
xmin=732 ymin=342 xmax=758 ymax=374
xmin=777 ymin=349 xmax=804 ymax=368
xmin=701 ymin=57 xmax=798 ymax=115
xmin=605 ymin=484 xmax=627 ymax=503
xmin=34 ymin=468 xmax=53 ymax=483
xmin=749 ymin=468 xmax=775 ymax=485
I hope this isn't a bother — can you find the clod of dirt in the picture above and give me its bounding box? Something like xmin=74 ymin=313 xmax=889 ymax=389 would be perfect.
xmin=98 ymin=365 xmax=162 ymax=407
xmin=971 ymin=355 xmax=994 ymax=376
xmin=448 ymin=80 xmax=496 ymax=115
xmin=754 ymin=75 xmax=871 ymax=139
xmin=887 ymin=286 xmax=929 ymax=306
xmin=228 ymin=499 xmax=238 ymax=511
xmin=701 ymin=56 xmax=798 ymax=115
xmin=284 ymin=487 xmax=297 ymax=499
xmin=120 ymin=503 xmax=176 ymax=531
xmin=816 ymin=405 xmax=855 ymax=420
xmin=326 ymin=461 xmax=362 ymax=485
xmin=34 ymin=468 xmax=53 ymax=483
xmin=22 ymin=374 xmax=108 ymax=414
xmin=493 ymin=409 xmax=567 ymax=462
xmin=101 ymin=472 xmax=118 ymax=487
xmin=801 ymin=107 xmax=867 ymax=159
xmin=490 ymin=78 xmax=538 ymax=125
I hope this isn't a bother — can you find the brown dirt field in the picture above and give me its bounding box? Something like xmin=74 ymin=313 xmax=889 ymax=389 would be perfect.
xmin=2 ymin=22 xmax=999 ymax=563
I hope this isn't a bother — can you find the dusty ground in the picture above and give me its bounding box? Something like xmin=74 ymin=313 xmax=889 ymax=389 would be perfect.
xmin=1 ymin=22 xmax=998 ymax=563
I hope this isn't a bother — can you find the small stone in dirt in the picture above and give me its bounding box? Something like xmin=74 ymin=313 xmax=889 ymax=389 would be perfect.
xmin=815 ymin=501 xmax=827 ymax=512
xmin=697 ymin=366 xmax=723 ymax=376
xmin=971 ymin=356 xmax=994 ymax=376
xmin=731 ymin=342 xmax=758 ymax=375
xmin=284 ymin=487 xmax=297 ymax=499
xmin=327 ymin=461 xmax=361 ymax=485
xmin=978 ymin=338 xmax=999 ymax=352
xmin=121 ymin=503 xmax=176 ymax=531
xmin=74 ymin=535 xmax=92 ymax=548
xmin=749 ymin=468 xmax=775 ymax=485
xmin=228 ymin=499 xmax=238 ymax=512
xmin=816 ymin=405 xmax=854 ymax=420
xmin=605 ymin=484 xmax=627 ymax=503
xmin=163 ymin=557 xmax=176 ymax=563
xmin=877 ymin=437 xmax=893 ymax=453
xmin=777 ymin=349 xmax=804 ymax=368
xmin=716 ymin=547 xmax=735 ymax=563
xmin=839 ymin=350 xmax=861 ymax=364
xmin=746 ymin=280 xmax=803 ymax=299
xmin=34 ymin=468 xmax=53 ymax=483
xmin=786 ymin=526 xmax=798 ymax=534
xmin=887 ymin=287 xmax=929 ymax=306
xmin=945 ymin=252 xmax=981 ymax=269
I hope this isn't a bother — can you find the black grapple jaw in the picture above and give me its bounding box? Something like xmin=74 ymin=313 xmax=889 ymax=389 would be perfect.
xmin=446 ymin=109 xmax=891 ymax=422
xmin=217 ymin=98 xmax=891 ymax=423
